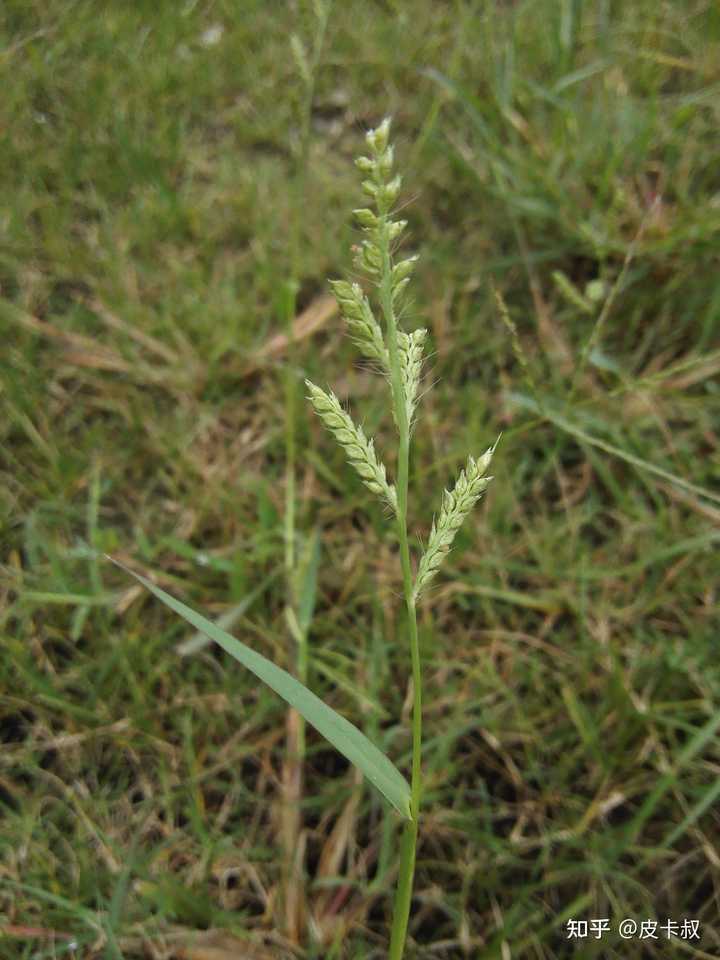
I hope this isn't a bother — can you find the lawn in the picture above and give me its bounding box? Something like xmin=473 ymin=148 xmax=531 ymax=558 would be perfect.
xmin=2 ymin=1 xmax=720 ymax=958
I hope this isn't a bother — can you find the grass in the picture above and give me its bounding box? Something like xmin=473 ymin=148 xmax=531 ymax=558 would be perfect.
xmin=2 ymin=0 xmax=720 ymax=958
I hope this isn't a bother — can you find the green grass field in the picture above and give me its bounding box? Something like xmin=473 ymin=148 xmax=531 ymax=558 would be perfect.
xmin=2 ymin=1 xmax=720 ymax=957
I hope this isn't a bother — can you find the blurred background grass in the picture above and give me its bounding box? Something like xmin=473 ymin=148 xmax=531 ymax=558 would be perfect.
xmin=2 ymin=1 xmax=719 ymax=958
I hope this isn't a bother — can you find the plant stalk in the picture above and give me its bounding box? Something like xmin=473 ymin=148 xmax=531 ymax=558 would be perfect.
xmin=378 ymin=220 xmax=422 ymax=958
xmin=281 ymin=7 xmax=330 ymax=941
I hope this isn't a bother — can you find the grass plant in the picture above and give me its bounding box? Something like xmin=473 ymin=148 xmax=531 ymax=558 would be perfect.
xmin=307 ymin=118 xmax=497 ymax=955
xmin=112 ymin=118 xmax=498 ymax=957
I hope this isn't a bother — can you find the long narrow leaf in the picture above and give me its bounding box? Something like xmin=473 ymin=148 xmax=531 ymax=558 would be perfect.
xmin=107 ymin=558 xmax=412 ymax=820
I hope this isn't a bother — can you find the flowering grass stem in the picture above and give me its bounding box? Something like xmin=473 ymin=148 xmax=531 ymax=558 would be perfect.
xmin=378 ymin=214 xmax=424 ymax=958
xmin=308 ymin=117 xmax=496 ymax=956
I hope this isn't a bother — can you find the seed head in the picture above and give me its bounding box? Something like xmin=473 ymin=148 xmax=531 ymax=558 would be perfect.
xmin=329 ymin=279 xmax=390 ymax=372
xmin=414 ymin=439 xmax=501 ymax=601
xmin=398 ymin=328 xmax=427 ymax=433
xmin=305 ymin=380 xmax=398 ymax=515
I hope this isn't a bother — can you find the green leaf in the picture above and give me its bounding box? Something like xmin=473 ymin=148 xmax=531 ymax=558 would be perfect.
xmin=107 ymin=558 xmax=412 ymax=821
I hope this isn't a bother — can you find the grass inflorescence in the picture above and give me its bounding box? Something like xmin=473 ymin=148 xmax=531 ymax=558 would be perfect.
xmin=305 ymin=117 xmax=498 ymax=956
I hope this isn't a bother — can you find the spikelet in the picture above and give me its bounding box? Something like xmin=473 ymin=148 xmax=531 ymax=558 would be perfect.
xmin=329 ymin=279 xmax=390 ymax=373
xmin=413 ymin=439 xmax=500 ymax=601
xmin=305 ymin=380 xmax=398 ymax=515
xmin=398 ymin=328 xmax=427 ymax=432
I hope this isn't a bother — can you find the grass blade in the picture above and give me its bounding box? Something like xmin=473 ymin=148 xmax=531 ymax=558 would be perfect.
xmin=107 ymin=557 xmax=412 ymax=820
xmin=295 ymin=528 xmax=321 ymax=637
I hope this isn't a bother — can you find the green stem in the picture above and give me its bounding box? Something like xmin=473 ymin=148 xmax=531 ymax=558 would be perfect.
xmin=281 ymin=8 xmax=331 ymax=942
xmin=389 ymin=817 xmax=418 ymax=957
xmin=378 ymin=220 xmax=422 ymax=959
xmin=284 ymin=0 xmax=332 ymax=775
